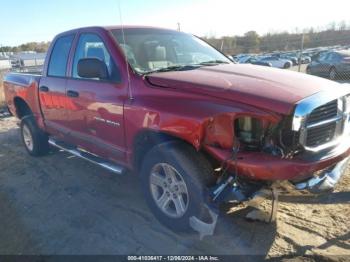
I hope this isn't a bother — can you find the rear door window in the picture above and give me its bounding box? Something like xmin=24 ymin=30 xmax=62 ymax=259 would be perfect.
xmin=48 ymin=35 xmax=74 ymax=77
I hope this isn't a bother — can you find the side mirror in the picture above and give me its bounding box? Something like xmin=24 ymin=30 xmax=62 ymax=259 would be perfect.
xmin=77 ymin=58 xmax=108 ymax=79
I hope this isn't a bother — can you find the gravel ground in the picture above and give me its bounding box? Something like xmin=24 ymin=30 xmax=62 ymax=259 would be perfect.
xmin=0 ymin=116 xmax=349 ymax=260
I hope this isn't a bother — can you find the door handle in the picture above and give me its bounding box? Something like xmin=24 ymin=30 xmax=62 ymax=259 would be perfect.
xmin=39 ymin=86 xmax=49 ymax=92
xmin=67 ymin=90 xmax=79 ymax=98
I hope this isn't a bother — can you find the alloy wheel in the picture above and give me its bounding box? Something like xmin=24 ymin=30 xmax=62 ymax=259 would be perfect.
xmin=149 ymin=163 xmax=189 ymax=218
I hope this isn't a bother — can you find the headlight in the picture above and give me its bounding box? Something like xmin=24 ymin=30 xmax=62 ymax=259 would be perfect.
xmin=234 ymin=117 xmax=263 ymax=150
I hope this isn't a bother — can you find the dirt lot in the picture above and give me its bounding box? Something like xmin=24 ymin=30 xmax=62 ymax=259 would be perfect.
xmin=0 ymin=67 xmax=349 ymax=260
xmin=0 ymin=116 xmax=349 ymax=260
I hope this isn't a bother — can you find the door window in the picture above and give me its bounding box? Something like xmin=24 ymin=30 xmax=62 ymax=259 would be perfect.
xmin=72 ymin=33 xmax=121 ymax=82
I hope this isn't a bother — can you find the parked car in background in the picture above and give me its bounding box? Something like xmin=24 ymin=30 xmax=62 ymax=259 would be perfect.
xmin=236 ymin=55 xmax=252 ymax=63
xmin=257 ymin=56 xmax=293 ymax=68
xmin=299 ymin=54 xmax=312 ymax=64
xmin=306 ymin=50 xmax=350 ymax=80
xmin=243 ymin=56 xmax=272 ymax=67
xmin=274 ymin=53 xmax=298 ymax=66
xmin=228 ymin=55 xmax=238 ymax=63
xmin=232 ymin=54 xmax=251 ymax=62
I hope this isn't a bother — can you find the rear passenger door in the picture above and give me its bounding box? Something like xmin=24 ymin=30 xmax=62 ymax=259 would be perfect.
xmin=65 ymin=32 xmax=127 ymax=163
xmin=39 ymin=34 xmax=74 ymax=137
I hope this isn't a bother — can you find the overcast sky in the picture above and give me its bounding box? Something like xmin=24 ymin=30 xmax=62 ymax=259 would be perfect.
xmin=1 ymin=0 xmax=350 ymax=46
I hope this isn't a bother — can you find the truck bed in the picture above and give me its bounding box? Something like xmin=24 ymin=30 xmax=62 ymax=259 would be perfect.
xmin=3 ymin=72 xmax=42 ymax=121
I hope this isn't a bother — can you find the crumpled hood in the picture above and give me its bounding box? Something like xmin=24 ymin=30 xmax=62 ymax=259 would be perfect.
xmin=146 ymin=64 xmax=341 ymax=115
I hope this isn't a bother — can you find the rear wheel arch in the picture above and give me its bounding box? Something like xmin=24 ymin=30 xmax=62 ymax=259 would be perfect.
xmin=14 ymin=97 xmax=32 ymax=119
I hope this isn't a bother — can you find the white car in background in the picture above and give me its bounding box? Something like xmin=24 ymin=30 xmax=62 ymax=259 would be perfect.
xmin=257 ymin=56 xmax=293 ymax=69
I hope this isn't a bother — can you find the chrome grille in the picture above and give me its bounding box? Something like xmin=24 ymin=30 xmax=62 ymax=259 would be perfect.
xmin=306 ymin=122 xmax=337 ymax=147
xmin=307 ymin=100 xmax=338 ymax=124
xmin=305 ymin=100 xmax=339 ymax=147
xmin=292 ymin=89 xmax=350 ymax=152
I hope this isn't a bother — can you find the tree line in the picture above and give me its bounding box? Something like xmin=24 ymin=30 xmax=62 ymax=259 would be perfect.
xmin=203 ymin=24 xmax=350 ymax=55
xmin=1 ymin=22 xmax=350 ymax=55
xmin=0 ymin=42 xmax=51 ymax=53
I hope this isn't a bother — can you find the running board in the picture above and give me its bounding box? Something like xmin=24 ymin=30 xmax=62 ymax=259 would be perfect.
xmin=48 ymin=138 xmax=125 ymax=175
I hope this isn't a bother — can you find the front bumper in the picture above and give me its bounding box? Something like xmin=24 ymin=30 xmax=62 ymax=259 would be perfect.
xmin=294 ymin=156 xmax=350 ymax=193
xmin=204 ymin=137 xmax=350 ymax=181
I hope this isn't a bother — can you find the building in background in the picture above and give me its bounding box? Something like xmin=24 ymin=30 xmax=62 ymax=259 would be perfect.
xmin=0 ymin=58 xmax=11 ymax=70
xmin=10 ymin=52 xmax=46 ymax=69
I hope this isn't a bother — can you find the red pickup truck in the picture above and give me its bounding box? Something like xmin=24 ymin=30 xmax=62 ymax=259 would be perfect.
xmin=4 ymin=26 xmax=350 ymax=236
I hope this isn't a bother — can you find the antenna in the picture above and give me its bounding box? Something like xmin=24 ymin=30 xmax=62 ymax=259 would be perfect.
xmin=118 ymin=0 xmax=134 ymax=100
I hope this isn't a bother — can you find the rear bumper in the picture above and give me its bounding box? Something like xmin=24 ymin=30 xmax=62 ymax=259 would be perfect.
xmin=204 ymin=138 xmax=350 ymax=181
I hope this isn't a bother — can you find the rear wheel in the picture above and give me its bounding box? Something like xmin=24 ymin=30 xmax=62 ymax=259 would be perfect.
xmin=20 ymin=116 xmax=49 ymax=156
xmin=140 ymin=141 xmax=215 ymax=232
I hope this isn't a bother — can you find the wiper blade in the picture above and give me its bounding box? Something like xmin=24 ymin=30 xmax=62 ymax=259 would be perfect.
xmin=145 ymin=64 xmax=201 ymax=74
xmin=199 ymin=60 xmax=230 ymax=65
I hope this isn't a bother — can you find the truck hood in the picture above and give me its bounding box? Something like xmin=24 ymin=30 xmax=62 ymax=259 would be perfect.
xmin=146 ymin=64 xmax=341 ymax=115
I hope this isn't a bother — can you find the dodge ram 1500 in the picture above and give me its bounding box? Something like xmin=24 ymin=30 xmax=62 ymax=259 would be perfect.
xmin=4 ymin=26 xmax=350 ymax=237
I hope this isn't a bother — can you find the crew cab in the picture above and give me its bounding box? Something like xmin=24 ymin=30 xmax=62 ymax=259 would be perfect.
xmin=4 ymin=26 xmax=350 ymax=236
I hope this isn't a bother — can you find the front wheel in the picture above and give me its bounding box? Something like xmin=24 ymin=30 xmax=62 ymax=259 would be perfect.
xmin=140 ymin=141 xmax=215 ymax=232
xmin=20 ymin=116 xmax=49 ymax=156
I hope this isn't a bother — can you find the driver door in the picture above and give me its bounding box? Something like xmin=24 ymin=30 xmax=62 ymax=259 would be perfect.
xmin=65 ymin=32 xmax=127 ymax=163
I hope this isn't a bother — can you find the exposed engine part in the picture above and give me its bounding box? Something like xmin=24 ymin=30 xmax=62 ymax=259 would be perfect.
xmin=233 ymin=115 xmax=300 ymax=159
xmin=262 ymin=143 xmax=285 ymax=157
xmin=234 ymin=117 xmax=263 ymax=151
xmin=211 ymin=140 xmax=247 ymax=202
xmin=275 ymin=116 xmax=303 ymax=158
xmin=189 ymin=204 xmax=219 ymax=240
xmin=211 ymin=177 xmax=247 ymax=203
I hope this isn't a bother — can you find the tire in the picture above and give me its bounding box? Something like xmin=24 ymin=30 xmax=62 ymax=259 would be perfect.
xmin=306 ymin=66 xmax=311 ymax=74
xmin=139 ymin=141 xmax=215 ymax=232
xmin=329 ymin=67 xmax=337 ymax=80
xmin=20 ymin=116 xmax=49 ymax=156
xmin=284 ymin=62 xmax=291 ymax=69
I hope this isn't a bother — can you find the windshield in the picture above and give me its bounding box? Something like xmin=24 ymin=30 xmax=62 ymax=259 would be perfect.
xmin=111 ymin=28 xmax=231 ymax=74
